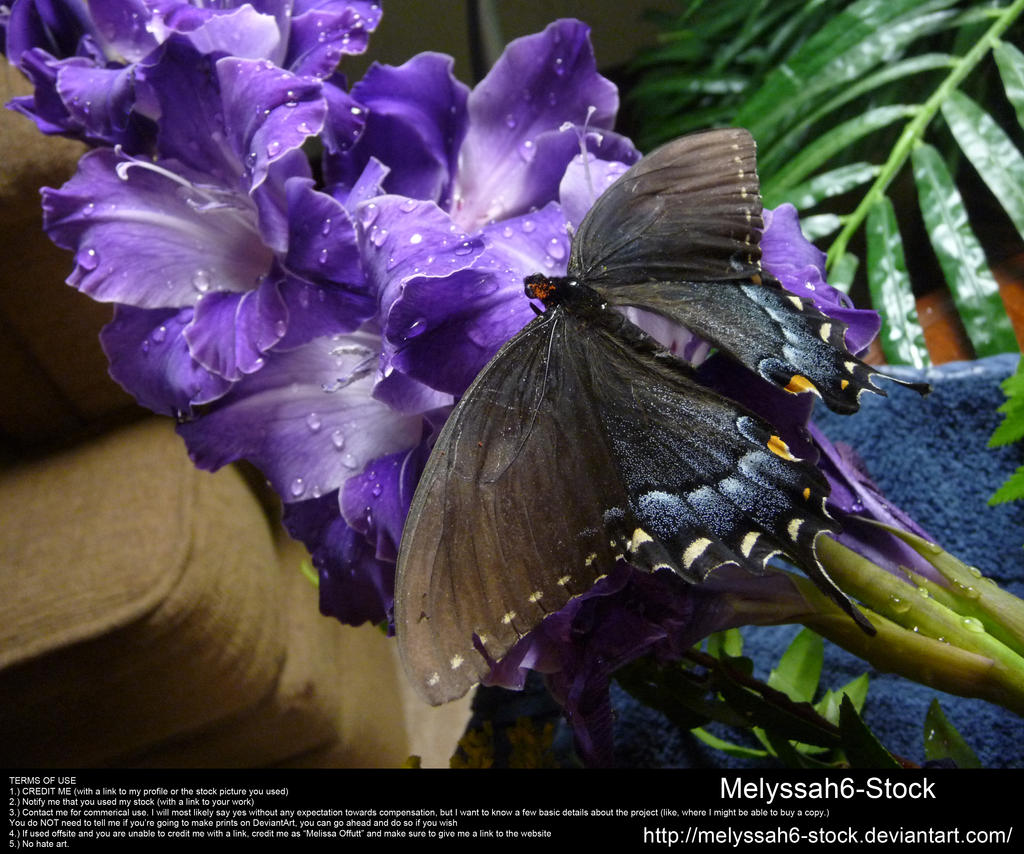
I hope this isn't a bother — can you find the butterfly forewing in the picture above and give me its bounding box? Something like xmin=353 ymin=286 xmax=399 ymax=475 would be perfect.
xmin=570 ymin=128 xmax=763 ymax=286
xmin=395 ymin=309 xmax=634 ymax=705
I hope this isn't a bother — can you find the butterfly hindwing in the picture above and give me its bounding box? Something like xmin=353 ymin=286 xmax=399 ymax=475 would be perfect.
xmin=601 ymin=277 xmax=913 ymax=415
xmin=571 ymin=128 xmax=927 ymax=412
xmin=396 ymin=301 xmax=856 ymax=705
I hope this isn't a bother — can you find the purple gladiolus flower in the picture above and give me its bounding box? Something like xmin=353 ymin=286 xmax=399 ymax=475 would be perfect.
xmin=1 ymin=0 xmax=380 ymax=148
xmin=42 ymin=36 xmax=375 ymax=414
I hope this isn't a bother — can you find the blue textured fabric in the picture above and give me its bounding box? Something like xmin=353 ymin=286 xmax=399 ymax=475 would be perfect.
xmin=611 ymin=353 xmax=1024 ymax=768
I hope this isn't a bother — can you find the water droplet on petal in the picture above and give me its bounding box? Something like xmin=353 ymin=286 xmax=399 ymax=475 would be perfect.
xmin=321 ymin=218 xmax=332 ymax=236
xmin=405 ymin=318 xmax=427 ymax=339
xmin=961 ymin=616 xmax=985 ymax=633
xmin=547 ymin=238 xmax=565 ymax=260
xmin=192 ymin=269 xmax=212 ymax=292
xmin=409 ymin=233 xmax=423 ymax=245
xmin=318 ymin=248 xmax=329 ymax=265
xmin=342 ymin=453 xmax=358 ymax=469
xmin=331 ymin=429 xmax=346 ymax=450
xmin=371 ymin=483 xmax=383 ymax=498
xmin=505 ymin=114 xmax=517 ymax=129
xmin=400 ymin=198 xmax=418 ymax=213
xmin=306 ymin=412 xmax=322 ymax=432
xmin=521 ymin=219 xmax=536 ymax=234
xmin=152 ymin=325 xmax=167 ymax=343
xmin=81 ymin=248 xmax=99 ymax=270
xmin=290 ymin=477 xmax=306 ymax=497
xmin=453 ymin=240 xmax=474 ymax=256
xmin=266 ymin=140 xmax=282 ymax=157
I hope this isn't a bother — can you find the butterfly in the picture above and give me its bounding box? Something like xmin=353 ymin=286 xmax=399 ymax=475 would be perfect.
xmin=394 ymin=128 xmax=928 ymax=705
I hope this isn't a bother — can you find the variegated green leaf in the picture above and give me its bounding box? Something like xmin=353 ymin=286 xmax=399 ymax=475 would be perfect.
xmin=994 ymin=39 xmax=1024 ymax=130
xmin=941 ymin=90 xmax=1024 ymax=243
xmin=866 ymin=196 xmax=930 ymax=367
xmin=912 ymin=142 xmax=1018 ymax=356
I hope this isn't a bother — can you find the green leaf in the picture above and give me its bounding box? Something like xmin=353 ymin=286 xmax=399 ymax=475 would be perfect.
xmin=838 ymin=695 xmax=902 ymax=769
xmin=770 ymin=162 xmax=882 ymax=210
xmin=763 ymin=105 xmax=916 ymax=199
xmin=691 ymin=726 xmax=770 ymax=759
xmin=989 ymin=465 xmax=1024 ymax=506
xmin=735 ymin=0 xmax=960 ymax=140
xmin=798 ymin=214 xmax=842 ymax=241
xmin=911 ymin=142 xmax=1018 ymax=356
xmin=707 ymin=628 xmax=744 ymax=658
xmin=816 ymin=673 xmax=870 ymax=725
xmin=941 ymin=89 xmax=1024 ymax=243
xmin=994 ymin=39 xmax=1024 ymax=130
xmin=923 ymin=699 xmax=981 ymax=767
xmin=866 ymin=196 xmax=930 ymax=367
xmin=989 ymin=358 xmax=1024 ymax=447
xmin=768 ymin=628 xmax=824 ymax=703
xmin=828 ymin=252 xmax=860 ymax=295
xmin=760 ymin=52 xmax=955 ymax=175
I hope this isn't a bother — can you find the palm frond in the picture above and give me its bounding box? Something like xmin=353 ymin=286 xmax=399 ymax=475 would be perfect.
xmin=629 ymin=0 xmax=1024 ymax=365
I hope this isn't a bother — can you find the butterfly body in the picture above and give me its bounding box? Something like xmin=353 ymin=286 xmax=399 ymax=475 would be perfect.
xmin=395 ymin=129 xmax=926 ymax=705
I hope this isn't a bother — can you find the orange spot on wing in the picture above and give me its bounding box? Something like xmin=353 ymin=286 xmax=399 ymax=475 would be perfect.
xmin=767 ymin=435 xmax=796 ymax=460
xmin=784 ymin=374 xmax=819 ymax=396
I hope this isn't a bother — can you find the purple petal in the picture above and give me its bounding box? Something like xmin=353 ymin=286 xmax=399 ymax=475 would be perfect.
xmin=809 ymin=422 xmax=940 ymax=580
xmin=215 ymin=53 xmax=326 ymax=190
xmin=177 ymin=330 xmax=422 ymax=503
xmin=452 ymin=19 xmax=621 ymax=230
xmin=376 ymin=202 xmax=568 ymax=395
xmin=43 ymin=148 xmax=272 ymax=308
xmin=762 ymin=205 xmax=880 ymax=354
xmin=282 ymin=492 xmax=393 ymax=626
xmin=100 ymin=304 xmax=232 ymax=415
xmin=358 ymin=195 xmax=485 ymax=316
xmin=184 ymin=278 xmax=288 ymax=380
xmin=88 ymin=0 xmax=159 ymax=61
xmin=55 ymin=60 xmax=140 ymax=145
xmin=284 ymin=176 xmax=364 ymax=288
xmin=340 ymin=442 xmax=430 ymax=563
xmin=174 ymin=3 xmax=284 ymax=63
xmin=319 ymin=75 xmax=368 ymax=157
xmin=3 ymin=0 xmax=94 ymax=64
xmin=559 ymin=153 xmax=632 ymax=230
xmin=341 ymin=52 xmax=469 ymax=203
xmin=286 ymin=1 xmax=383 ymax=77
xmin=5 ymin=50 xmax=80 ymax=136
xmin=140 ymin=36 xmax=325 ymax=190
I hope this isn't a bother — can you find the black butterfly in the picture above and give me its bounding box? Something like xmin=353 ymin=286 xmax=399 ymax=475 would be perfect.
xmin=395 ymin=128 xmax=927 ymax=705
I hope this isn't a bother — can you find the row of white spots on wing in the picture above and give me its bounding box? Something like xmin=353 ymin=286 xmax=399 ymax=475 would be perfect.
xmin=682 ymin=537 xmax=712 ymax=570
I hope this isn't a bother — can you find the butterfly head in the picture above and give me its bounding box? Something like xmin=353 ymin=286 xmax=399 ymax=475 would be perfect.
xmin=524 ymin=273 xmax=558 ymax=304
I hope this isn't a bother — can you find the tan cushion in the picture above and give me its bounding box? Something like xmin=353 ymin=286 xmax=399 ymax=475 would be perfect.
xmin=0 ymin=419 xmax=286 ymax=765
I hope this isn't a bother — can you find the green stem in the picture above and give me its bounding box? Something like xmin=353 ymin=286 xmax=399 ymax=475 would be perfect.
xmin=826 ymin=0 xmax=1024 ymax=272
xmin=792 ymin=537 xmax=1024 ymax=716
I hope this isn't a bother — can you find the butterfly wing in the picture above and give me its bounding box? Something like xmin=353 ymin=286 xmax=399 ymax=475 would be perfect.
xmin=395 ymin=308 xmax=634 ymax=705
xmin=395 ymin=305 xmax=861 ymax=706
xmin=570 ymin=128 xmax=763 ymax=286
xmin=570 ymin=128 xmax=927 ymax=412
